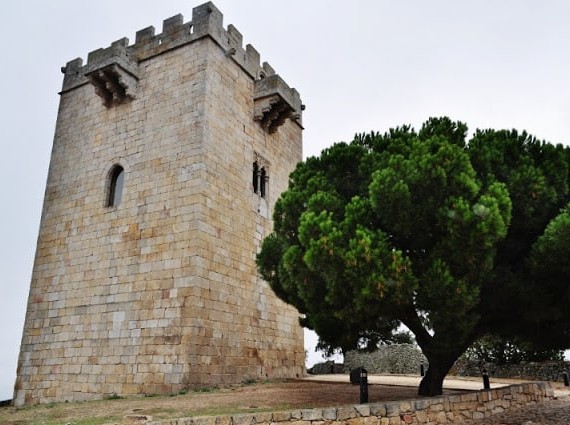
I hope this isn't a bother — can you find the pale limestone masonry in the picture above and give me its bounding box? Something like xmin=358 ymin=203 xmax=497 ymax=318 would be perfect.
xmin=143 ymin=382 xmax=554 ymax=425
xmin=14 ymin=2 xmax=304 ymax=406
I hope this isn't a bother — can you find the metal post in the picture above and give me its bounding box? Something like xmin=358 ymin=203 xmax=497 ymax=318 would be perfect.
xmin=482 ymin=369 xmax=490 ymax=390
xmin=359 ymin=368 xmax=368 ymax=404
xmin=563 ymin=370 xmax=569 ymax=387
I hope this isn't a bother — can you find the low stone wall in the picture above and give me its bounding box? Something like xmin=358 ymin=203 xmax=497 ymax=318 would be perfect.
xmin=344 ymin=344 xmax=427 ymax=375
xmin=147 ymin=382 xmax=554 ymax=425
xmin=452 ymin=359 xmax=570 ymax=382
xmin=308 ymin=361 xmax=344 ymax=375
xmin=342 ymin=345 xmax=569 ymax=383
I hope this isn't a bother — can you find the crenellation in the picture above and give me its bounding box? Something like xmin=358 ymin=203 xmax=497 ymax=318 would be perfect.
xmin=15 ymin=1 xmax=304 ymax=406
xmin=191 ymin=2 xmax=223 ymax=38
xmin=59 ymin=2 xmax=302 ymax=125
xmin=262 ymin=62 xmax=276 ymax=77
xmin=226 ymin=24 xmax=243 ymax=49
xmin=162 ymin=14 xmax=184 ymax=34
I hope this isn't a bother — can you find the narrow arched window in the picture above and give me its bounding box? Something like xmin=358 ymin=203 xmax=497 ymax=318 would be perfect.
xmin=107 ymin=165 xmax=124 ymax=207
xmin=253 ymin=158 xmax=269 ymax=200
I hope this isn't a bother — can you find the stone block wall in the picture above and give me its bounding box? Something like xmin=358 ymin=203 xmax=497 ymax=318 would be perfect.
xmin=14 ymin=1 xmax=304 ymax=406
xmin=145 ymin=382 xmax=554 ymax=425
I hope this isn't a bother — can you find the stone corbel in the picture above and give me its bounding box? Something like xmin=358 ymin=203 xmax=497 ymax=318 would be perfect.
xmin=86 ymin=63 xmax=138 ymax=107
xmin=253 ymin=75 xmax=302 ymax=133
xmin=84 ymin=38 xmax=139 ymax=107
xmin=253 ymin=95 xmax=294 ymax=133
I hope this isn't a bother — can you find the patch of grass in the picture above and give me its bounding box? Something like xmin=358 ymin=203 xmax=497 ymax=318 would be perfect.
xmin=193 ymin=385 xmax=219 ymax=393
xmin=104 ymin=393 xmax=123 ymax=400
xmin=0 ymin=401 xmax=121 ymax=425
xmin=170 ymin=388 xmax=189 ymax=397
xmin=70 ymin=417 xmax=121 ymax=425
xmin=146 ymin=406 xmax=177 ymax=419
xmin=0 ymin=380 xmax=344 ymax=425
xmin=166 ymin=404 xmax=294 ymax=418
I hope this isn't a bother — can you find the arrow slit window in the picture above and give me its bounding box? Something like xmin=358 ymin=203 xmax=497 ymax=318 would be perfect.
xmin=107 ymin=165 xmax=124 ymax=207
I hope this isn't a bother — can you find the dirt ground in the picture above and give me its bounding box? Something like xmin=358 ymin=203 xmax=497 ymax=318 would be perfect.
xmin=0 ymin=380 xmax=464 ymax=424
xmin=1 ymin=379 xmax=569 ymax=425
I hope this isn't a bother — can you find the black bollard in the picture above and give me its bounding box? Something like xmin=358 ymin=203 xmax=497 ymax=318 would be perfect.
xmin=563 ymin=370 xmax=569 ymax=387
xmin=482 ymin=369 xmax=490 ymax=390
xmin=359 ymin=368 xmax=368 ymax=404
xmin=420 ymin=363 xmax=425 ymax=377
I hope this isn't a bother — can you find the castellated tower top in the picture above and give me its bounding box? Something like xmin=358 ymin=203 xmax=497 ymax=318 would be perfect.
xmin=14 ymin=1 xmax=305 ymax=406
xmin=61 ymin=1 xmax=303 ymax=130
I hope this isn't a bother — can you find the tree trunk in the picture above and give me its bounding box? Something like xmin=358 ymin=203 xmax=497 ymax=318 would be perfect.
xmin=417 ymin=355 xmax=456 ymax=397
xmin=401 ymin=309 xmax=477 ymax=397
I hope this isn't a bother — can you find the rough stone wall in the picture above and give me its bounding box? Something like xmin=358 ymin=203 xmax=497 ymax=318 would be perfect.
xmin=308 ymin=362 xmax=344 ymax=375
xmin=144 ymin=382 xmax=554 ymax=425
xmin=344 ymin=345 xmax=428 ymax=375
xmin=14 ymin=2 xmax=304 ymax=406
xmin=343 ymin=346 xmax=569 ymax=383
xmin=452 ymin=359 xmax=570 ymax=382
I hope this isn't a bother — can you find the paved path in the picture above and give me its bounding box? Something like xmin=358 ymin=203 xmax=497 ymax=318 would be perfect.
xmin=302 ymin=373 xmax=570 ymax=397
xmin=303 ymin=373 xmax=506 ymax=391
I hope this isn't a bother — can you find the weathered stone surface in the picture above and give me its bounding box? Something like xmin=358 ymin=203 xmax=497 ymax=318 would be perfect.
xmin=232 ymin=414 xmax=255 ymax=425
xmin=321 ymin=408 xmax=337 ymax=421
xmin=337 ymin=406 xmax=357 ymax=421
xmin=344 ymin=345 xmax=427 ymax=375
xmin=354 ymin=404 xmax=371 ymax=417
xmin=193 ymin=416 xmax=218 ymax=425
xmin=14 ymin=1 xmax=304 ymax=407
xmin=384 ymin=402 xmax=400 ymax=417
xmin=252 ymin=412 xmax=272 ymax=423
xmin=300 ymin=409 xmax=323 ymax=421
xmin=287 ymin=421 xmax=311 ymax=425
xmin=272 ymin=411 xmax=292 ymax=422
xmin=472 ymin=411 xmax=485 ymax=420
xmin=415 ymin=410 xmax=428 ymax=423
xmin=413 ymin=399 xmax=430 ymax=411
xmin=369 ymin=403 xmax=387 ymax=417
xmin=290 ymin=410 xmax=303 ymax=420
xmin=453 ymin=358 xmax=570 ymax=382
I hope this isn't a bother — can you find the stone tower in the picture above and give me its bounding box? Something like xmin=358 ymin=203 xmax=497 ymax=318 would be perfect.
xmin=14 ymin=2 xmax=304 ymax=406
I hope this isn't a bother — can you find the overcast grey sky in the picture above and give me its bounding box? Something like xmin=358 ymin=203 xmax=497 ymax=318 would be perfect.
xmin=1 ymin=0 xmax=569 ymax=400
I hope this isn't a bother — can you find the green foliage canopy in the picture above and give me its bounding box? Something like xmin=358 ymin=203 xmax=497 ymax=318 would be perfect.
xmin=257 ymin=117 xmax=570 ymax=395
